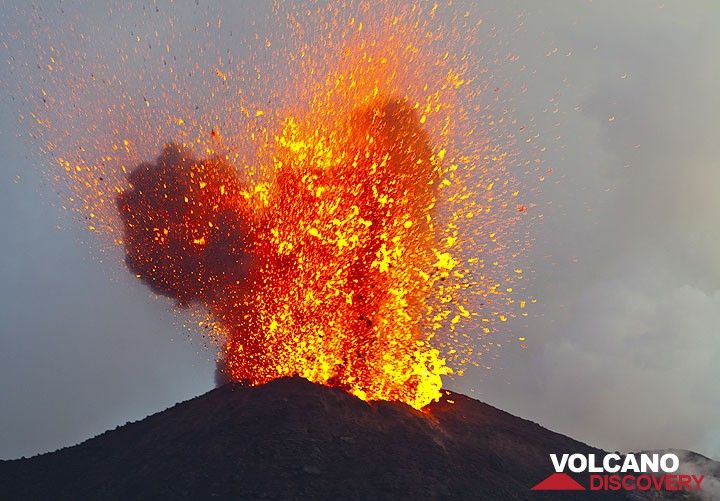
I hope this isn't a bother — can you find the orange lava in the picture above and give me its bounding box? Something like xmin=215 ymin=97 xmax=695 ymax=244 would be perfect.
xmin=20 ymin=2 xmax=535 ymax=409
xmin=118 ymin=98 xmax=452 ymax=408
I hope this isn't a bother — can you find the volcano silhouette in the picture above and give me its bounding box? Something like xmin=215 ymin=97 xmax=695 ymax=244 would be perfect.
xmin=0 ymin=377 xmax=712 ymax=500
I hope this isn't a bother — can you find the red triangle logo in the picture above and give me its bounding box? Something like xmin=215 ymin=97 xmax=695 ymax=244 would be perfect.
xmin=531 ymin=472 xmax=586 ymax=491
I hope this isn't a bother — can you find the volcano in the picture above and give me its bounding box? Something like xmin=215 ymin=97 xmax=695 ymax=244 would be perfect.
xmin=0 ymin=378 xmax=714 ymax=500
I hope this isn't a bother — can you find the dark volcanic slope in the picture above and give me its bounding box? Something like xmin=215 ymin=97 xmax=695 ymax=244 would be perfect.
xmin=0 ymin=377 xmax=670 ymax=500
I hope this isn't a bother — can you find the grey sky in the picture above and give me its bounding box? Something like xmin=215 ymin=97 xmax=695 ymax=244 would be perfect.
xmin=1 ymin=0 xmax=718 ymax=460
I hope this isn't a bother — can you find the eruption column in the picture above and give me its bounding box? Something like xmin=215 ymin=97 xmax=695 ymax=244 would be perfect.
xmin=117 ymin=99 xmax=452 ymax=408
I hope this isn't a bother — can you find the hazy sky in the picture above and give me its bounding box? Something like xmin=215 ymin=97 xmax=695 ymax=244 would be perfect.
xmin=1 ymin=0 xmax=718 ymax=461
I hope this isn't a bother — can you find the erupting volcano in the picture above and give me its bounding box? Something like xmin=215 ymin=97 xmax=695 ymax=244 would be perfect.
xmin=23 ymin=1 xmax=535 ymax=410
xmin=117 ymin=99 xmax=453 ymax=408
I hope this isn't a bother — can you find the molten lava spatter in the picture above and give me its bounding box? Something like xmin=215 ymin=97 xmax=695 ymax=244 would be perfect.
xmin=118 ymin=99 xmax=452 ymax=408
xmin=19 ymin=2 xmax=537 ymax=410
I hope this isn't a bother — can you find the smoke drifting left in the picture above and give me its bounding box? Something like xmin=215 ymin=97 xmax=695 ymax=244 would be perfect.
xmin=116 ymin=144 xmax=252 ymax=306
xmin=116 ymin=144 xmax=252 ymax=383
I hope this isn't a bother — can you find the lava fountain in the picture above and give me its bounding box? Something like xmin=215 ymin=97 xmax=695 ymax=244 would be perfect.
xmin=118 ymin=98 xmax=451 ymax=408
xmin=17 ymin=2 xmax=536 ymax=409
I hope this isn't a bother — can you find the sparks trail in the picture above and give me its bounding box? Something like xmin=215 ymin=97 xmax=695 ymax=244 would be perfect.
xmin=118 ymin=98 xmax=452 ymax=408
